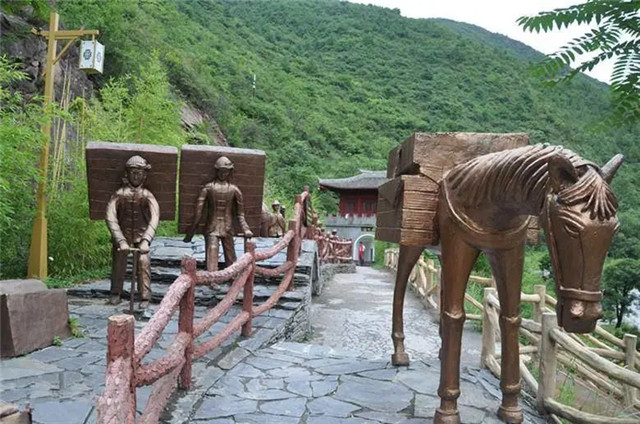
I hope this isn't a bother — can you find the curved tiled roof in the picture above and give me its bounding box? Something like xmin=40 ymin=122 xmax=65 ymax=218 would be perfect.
xmin=318 ymin=169 xmax=388 ymax=190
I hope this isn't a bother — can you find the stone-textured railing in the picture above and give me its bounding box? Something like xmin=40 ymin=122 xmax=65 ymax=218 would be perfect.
xmin=96 ymin=191 xmax=310 ymax=424
xmin=317 ymin=235 xmax=352 ymax=263
xmin=385 ymin=248 xmax=640 ymax=423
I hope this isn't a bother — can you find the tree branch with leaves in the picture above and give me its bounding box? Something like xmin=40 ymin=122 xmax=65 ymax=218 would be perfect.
xmin=518 ymin=0 xmax=640 ymax=124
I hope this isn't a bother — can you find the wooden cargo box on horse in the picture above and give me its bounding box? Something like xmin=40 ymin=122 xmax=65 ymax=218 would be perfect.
xmin=376 ymin=132 xmax=533 ymax=247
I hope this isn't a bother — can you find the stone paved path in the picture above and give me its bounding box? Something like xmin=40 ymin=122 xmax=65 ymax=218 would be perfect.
xmin=310 ymin=266 xmax=482 ymax=365
xmin=184 ymin=266 xmax=547 ymax=424
xmin=186 ymin=341 xmax=545 ymax=424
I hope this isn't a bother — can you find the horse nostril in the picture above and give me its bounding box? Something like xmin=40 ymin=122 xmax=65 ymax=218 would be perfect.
xmin=570 ymin=301 xmax=585 ymax=318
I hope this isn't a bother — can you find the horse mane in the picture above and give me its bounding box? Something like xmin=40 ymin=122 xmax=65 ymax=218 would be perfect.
xmin=446 ymin=144 xmax=617 ymax=217
xmin=558 ymin=167 xmax=618 ymax=220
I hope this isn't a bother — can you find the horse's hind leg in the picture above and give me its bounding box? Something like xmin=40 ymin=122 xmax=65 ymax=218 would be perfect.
xmin=435 ymin=233 xmax=478 ymax=424
xmin=485 ymin=245 xmax=525 ymax=424
xmin=391 ymin=244 xmax=424 ymax=366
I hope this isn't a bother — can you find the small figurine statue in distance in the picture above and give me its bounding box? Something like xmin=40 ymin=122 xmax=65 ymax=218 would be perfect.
xmin=268 ymin=200 xmax=286 ymax=237
xmin=183 ymin=156 xmax=253 ymax=272
xmin=105 ymin=155 xmax=159 ymax=314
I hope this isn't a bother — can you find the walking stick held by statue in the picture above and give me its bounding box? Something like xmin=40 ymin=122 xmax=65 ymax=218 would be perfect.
xmin=128 ymin=247 xmax=140 ymax=316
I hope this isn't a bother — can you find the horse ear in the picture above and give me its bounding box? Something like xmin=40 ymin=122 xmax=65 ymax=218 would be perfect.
xmin=548 ymin=154 xmax=578 ymax=193
xmin=601 ymin=154 xmax=624 ymax=183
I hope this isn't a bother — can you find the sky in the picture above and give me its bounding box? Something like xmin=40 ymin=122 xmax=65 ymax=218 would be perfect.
xmin=348 ymin=0 xmax=612 ymax=84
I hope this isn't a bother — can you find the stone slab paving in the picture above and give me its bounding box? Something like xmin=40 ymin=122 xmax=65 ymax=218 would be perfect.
xmin=187 ymin=342 xmax=547 ymax=424
xmin=179 ymin=266 xmax=547 ymax=423
xmin=310 ymin=266 xmax=483 ymax=365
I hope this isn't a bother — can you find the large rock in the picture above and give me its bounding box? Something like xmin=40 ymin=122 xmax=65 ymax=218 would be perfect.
xmin=0 ymin=280 xmax=70 ymax=357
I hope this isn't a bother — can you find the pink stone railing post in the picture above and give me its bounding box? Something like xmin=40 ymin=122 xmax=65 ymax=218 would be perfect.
xmin=286 ymin=219 xmax=298 ymax=291
xmin=98 ymin=314 xmax=136 ymax=424
xmin=178 ymin=257 xmax=197 ymax=390
xmin=242 ymin=239 xmax=256 ymax=337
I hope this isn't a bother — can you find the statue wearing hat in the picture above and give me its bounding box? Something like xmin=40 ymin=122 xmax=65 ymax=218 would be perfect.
xmin=184 ymin=156 xmax=253 ymax=271
xmin=105 ymin=155 xmax=160 ymax=309
xmin=268 ymin=200 xmax=286 ymax=237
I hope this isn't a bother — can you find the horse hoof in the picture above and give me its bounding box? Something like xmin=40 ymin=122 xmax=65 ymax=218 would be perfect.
xmin=434 ymin=408 xmax=460 ymax=424
xmin=391 ymin=352 xmax=409 ymax=366
xmin=497 ymin=406 xmax=523 ymax=424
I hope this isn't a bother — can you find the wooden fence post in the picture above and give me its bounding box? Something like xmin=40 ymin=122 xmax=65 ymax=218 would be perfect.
xmin=178 ymin=257 xmax=196 ymax=390
xmin=242 ymin=239 xmax=256 ymax=337
xmin=426 ymin=259 xmax=434 ymax=294
xmin=99 ymin=314 xmax=136 ymax=423
xmin=481 ymin=288 xmax=497 ymax=368
xmin=538 ymin=313 xmax=558 ymax=414
xmin=533 ymin=285 xmax=546 ymax=323
xmin=623 ymin=334 xmax=638 ymax=407
xmin=436 ymin=265 xmax=442 ymax=314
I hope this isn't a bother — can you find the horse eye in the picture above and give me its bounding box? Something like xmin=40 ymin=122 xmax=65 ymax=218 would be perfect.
xmin=563 ymin=221 xmax=581 ymax=237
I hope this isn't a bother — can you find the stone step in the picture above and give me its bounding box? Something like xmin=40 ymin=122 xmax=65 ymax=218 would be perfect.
xmin=67 ymin=276 xmax=310 ymax=310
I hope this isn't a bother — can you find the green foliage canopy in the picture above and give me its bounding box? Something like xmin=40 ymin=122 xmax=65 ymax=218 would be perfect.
xmin=518 ymin=0 xmax=640 ymax=123
xmin=602 ymin=258 xmax=640 ymax=327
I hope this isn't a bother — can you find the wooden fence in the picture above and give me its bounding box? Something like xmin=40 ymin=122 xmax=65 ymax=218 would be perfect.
xmin=385 ymin=248 xmax=640 ymax=423
xmin=96 ymin=191 xmax=310 ymax=423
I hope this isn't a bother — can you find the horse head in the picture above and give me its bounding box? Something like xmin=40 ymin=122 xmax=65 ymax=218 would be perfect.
xmin=541 ymin=153 xmax=622 ymax=333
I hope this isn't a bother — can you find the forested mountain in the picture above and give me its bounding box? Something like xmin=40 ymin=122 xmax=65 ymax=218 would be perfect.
xmin=56 ymin=0 xmax=638 ymax=202
xmin=2 ymin=0 xmax=639 ymax=279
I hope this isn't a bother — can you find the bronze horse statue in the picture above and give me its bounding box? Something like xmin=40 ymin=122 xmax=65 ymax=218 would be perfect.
xmin=390 ymin=144 xmax=622 ymax=424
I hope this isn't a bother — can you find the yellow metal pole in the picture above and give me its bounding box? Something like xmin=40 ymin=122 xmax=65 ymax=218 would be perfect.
xmin=27 ymin=12 xmax=59 ymax=279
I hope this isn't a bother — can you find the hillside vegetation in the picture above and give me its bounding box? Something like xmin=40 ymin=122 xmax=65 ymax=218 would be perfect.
xmin=1 ymin=0 xmax=638 ymax=287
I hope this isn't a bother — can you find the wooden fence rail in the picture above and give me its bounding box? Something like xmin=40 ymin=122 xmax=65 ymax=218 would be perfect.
xmin=97 ymin=191 xmax=311 ymax=423
xmin=384 ymin=248 xmax=640 ymax=423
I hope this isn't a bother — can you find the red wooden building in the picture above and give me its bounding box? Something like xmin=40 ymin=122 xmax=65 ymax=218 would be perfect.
xmin=319 ymin=170 xmax=387 ymax=216
xmin=318 ymin=170 xmax=388 ymax=264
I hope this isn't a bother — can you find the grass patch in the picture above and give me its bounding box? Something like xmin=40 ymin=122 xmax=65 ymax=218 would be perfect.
xmin=69 ymin=317 xmax=86 ymax=338
xmin=46 ymin=266 xmax=110 ymax=289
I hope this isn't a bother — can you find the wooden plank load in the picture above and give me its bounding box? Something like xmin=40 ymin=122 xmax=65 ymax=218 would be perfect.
xmin=178 ymin=145 xmax=266 ymax=236
xmin=377 ymin=132 xmax=530 ymax=246
xmin=86 ymin=142 xmax=178 ymax=220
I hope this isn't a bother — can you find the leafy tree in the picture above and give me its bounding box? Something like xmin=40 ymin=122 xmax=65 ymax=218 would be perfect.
xmin=0 ymin=56 xmax=43 ymax=277
xmin=128 ymin=53 xmax=185 ymax=147
xmin=602 ymin=258 xmax=640 ymax=328
xmin=518 ymin=0 xmax=640 ymax=123
xmin=609 ymin=212 xmax=640 ymax=259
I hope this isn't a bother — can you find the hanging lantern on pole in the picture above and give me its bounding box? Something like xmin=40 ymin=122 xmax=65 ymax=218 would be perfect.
xmin=78 ymin=37 xmax=104 ymax=74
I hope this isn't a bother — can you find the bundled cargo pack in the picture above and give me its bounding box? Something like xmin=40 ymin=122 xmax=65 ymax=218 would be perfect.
xmin=376 ymin=132 xmax=535 ymax=246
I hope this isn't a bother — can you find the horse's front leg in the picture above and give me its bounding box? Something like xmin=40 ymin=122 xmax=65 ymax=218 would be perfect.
xmin=435 ymin=233 xmax=478 ymax=424
xmin=485 ymin=244 xmax=525 ymax=424
xmin=391 ymin=244 xmax=424 ymax=366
